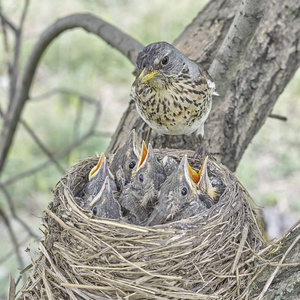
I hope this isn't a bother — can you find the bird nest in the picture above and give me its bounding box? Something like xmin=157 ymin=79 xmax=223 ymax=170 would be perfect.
xmin=17 ymin=149 xmax=266 ymax=299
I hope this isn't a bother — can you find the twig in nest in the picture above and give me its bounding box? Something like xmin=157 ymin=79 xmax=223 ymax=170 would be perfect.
xmin=8 ymin=274 xmax=16 ymax=300
xmin=231 ymin=222 xmax=249 ymax=274
xmin=274 ymin=219 xmax=300 ymax=243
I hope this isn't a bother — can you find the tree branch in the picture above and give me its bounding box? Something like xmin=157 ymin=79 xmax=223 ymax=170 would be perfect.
xmin=2 ymin=97 xmax=102 ymax=186
xmin=209 ymin=0 xmax=268 ymax=105
xmin=257 ymin=233 xmax=300 ymax=300
xmin=0 ymin=206 xmax=25 ymax=270
xmin=0 ymin=4 xmax=17 ymax=33
xmin=9 ymin=0 xmax=30 ymax=104
xmin=0 ymin=183 xmax=38 ymax=239
xmin=0 ymin=13 xmax=143 ymax=173
xmin=0 ymin=2 xmax=13 ymax=112
xmin=0 ymin=235 xmax=31 ymax=265
xmin=20 ymin=119 xmax=65 ymax=174
xmin=268 ymin=114 xmax=287 ymax=122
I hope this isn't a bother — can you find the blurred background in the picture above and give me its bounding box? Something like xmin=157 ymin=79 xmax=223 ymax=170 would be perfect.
xmin=0 ymin=0 xmax=299 ymax=297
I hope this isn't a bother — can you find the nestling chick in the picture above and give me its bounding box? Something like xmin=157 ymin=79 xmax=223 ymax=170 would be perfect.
xmin=197 ymin=156 xmax=224 ymax=203
xmin=110 ymin=129 xmax=140 ymax=189
xmin=161 ymin=155 xmax=178 ymax=176
xmin=81 ymin=153 xmax=117 ymax=207
xmin=120 ymin=141 xmax=166 ymax=225
xmin=147 ymin=155 xmax=211 ymax=226
xmin=88 ymin=176 xmax=121 ymax=219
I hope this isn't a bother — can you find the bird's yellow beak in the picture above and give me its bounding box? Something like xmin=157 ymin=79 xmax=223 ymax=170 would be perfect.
xmin=137 ymin=140 xmax=148 ymax=169
xmin=197 ymin=156 xmax=218 ymax=200
xmin=89 ymin=153 xmax=105 ymax=181
xmin=138 ymin=68 xmax=159 ymax=84
xmin=197 ymin=156 xmax=209 ymax=187
xmin=187 ymin=161 xmax=200 ymax=184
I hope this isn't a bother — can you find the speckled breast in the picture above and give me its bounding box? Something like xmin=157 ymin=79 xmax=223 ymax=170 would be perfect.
xmin=131 ymin=79 xmax=212 ymax=135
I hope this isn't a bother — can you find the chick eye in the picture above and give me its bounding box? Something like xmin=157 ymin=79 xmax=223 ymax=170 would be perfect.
xmin=129 ymin=161 xmax=136 ymax=169
xmin=161 ymin=56 xmax=169 ymax=66
xmin=92 ymin=206 xmax=97 ymax=215
xmin=139 ymin=174 xmax=144 ymax=182
xmin=181 ymin=187 xmax=187 ymax=196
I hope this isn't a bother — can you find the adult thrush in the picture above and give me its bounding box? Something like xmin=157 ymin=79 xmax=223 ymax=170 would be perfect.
xmin=131 ymin=41 xmax=216 ymax=137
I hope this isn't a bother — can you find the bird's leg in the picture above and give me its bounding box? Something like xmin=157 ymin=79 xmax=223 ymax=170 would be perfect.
xmin=162 ymin=135 xmax=172 ymax=148
xmin=145 ymin=128 xmax=152 ymax=145
xmin=192 ymin=134 xmax=209 ymax=163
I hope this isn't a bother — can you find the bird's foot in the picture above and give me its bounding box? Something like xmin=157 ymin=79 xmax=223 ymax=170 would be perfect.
xmin=162 ymin=135 xmax=172 ymax=148
xmin=192 ymin=135 xmax=209 ymax=164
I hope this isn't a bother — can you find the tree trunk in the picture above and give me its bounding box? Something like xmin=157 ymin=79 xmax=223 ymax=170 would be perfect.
xmin=107 ymin=0 xmax=300 ymax=172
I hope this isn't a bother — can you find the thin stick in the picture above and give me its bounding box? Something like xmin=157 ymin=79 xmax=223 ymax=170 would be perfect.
xmin=0 ymin=207 xmax=24 ymax=269
xmin=0 ymin=5 xmax=17 ymax=32
xmin=0 ymin=183 xmax=38 ymax=238
xmin=274 ymin=219 xmax=300 ymax=244
xmin=8 ymin=274 xmax=16 ymax=300
xmin=20 ymin=119 xmax=65 ymax=174
xmin=44 ymin=208 xmax=98 ymax=251
xmin=268 ymin=113 xmax=288 ymax=121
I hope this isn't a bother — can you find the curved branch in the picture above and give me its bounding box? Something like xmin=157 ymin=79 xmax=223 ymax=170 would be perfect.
xmin=0 ymin=13 xmax=143 ymax=173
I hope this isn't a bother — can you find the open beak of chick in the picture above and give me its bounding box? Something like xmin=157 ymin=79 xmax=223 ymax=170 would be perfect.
xmin=197 ymin=156 xmax=218 ymax=201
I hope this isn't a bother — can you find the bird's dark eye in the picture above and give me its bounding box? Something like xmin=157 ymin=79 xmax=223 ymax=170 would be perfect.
xmin=92 ymin=206 xmax=97 ymax=215
xmin=161 ymin=56 xmax=169 ymax=66
xmin=139 ymin=174 xmax=144 ymax=182
xmin=181 ymin=187 xmax=187 ymax=196
xmin=129 ymin=161 xmax=136 ymax=169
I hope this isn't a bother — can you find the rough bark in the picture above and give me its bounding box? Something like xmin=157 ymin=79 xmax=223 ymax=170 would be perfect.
xmin=107 ymin=0 xmax=300 ymax=172
xmin=251 ymin=227 xmax=300 ymax=299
